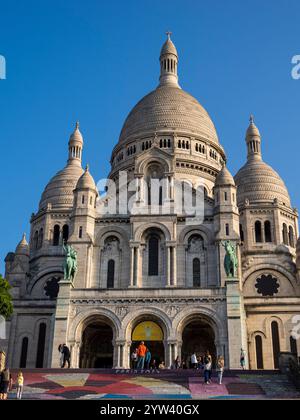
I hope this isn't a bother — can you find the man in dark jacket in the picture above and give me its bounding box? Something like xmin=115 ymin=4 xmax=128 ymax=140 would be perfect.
xmin=62 ymin=344 xmax=71 ymax=368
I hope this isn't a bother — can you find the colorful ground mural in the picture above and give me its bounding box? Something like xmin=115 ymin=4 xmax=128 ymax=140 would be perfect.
xmin=7 ymin=369 xmax=299 ymax=400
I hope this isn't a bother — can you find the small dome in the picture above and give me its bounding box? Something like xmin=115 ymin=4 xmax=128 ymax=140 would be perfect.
xmin=69 ymin=121 xmax=83 ymax=145
xmin=235 ymin=160 xmax=291 ymax=207
xmin=246 ymin=116 xmax=261 ymax=139
xmin=39 ymin=164 xmax=84 ymax=210
xmin=15 ymin=233 xmax=29 ymax=256
xmin=215 ymin=165 xmax=235 ymax=187
xmin=160 ymin=37 xmax=178 ymax=57
xmin=76 ymin=165 xmax=97 ymax=191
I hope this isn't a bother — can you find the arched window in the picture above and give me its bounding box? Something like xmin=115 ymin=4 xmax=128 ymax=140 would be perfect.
xmin=255 ymin=335 xmax=264 ymax=369
xmin=53 ymin=225 xmax=60 ymax=246
xmin=290 ymin=336 xmax=298 ymax=355
xmin=193 ymin=258 xmax=201 ymax=288
xmin=107 ymin=260 xmax=115 ymax=289
xmin=264 ymin=221 xmax=272 ymax=243
xmin=282 ymin=223 xmax=289 ymax=245
xmin=148 ymin=235 xmax=159 ymax=276
xmin=79 ymin=226 xmax=83 ymax=239
xmin=289 ymin=226 xmax=295 ymax=248
xmin=62 ymin=224 xmax=69 ymax=243
xmin=36 ymin=323 xmax=46 ymax=368
xmin=271 ymin=321 xmax=280 ymax=369
xmin=20 ymin=337 xmax=28 ymax=368
xmin=255 ymin=221 xmax=262 ymax=243
xmin=33 ymin=231 xmax=39 ymax=250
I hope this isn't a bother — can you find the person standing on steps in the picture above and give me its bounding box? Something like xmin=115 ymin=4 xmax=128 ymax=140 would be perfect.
xmin=145 ymin=348 xmax=152 ymax=373
xmin=216 ymin=356 xmax=225 ymax=385
xmin=62 ymin=344 xmax=71 ymax=368
xmin=58 ymin=344 xmax=64 ymax=368
xmin=240 ymin=349 xmax=246 ymax=370
xmin=16 ymin=371 xmax=24 ymax=400
xmin=203 ymin=351 xmax=212 ymax=384
xmin=136 ymin=341 xmax=147 ymax=372
xmin=191 ymin=352 xmax=198 ymax=369
xmin=131 ymin=348 xmax=138 ymax=372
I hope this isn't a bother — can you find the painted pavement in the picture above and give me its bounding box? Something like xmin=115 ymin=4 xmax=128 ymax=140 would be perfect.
xmin=6 ymin=369 xmax=300 ymax=400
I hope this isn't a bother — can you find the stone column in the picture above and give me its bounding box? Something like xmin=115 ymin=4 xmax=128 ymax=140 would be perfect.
xmin=134 ymin=246 xmax=140 ymax=287
xmin=166 ymin=246 xmax=171 ymax=287
xmin=172 ymin=246 xmax=177 ymax=286
xmin=71 ymin=341 xmax=81 ymax=368
xmin=129 ymin=246 xmax=135 ymax=287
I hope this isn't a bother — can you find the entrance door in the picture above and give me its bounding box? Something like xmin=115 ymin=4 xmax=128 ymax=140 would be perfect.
xmin=80 ymin=321 xmax=114 ymax=368
xmin=131 ymin=321 xmax=165 ymax=365
xmin=181 ymin=320 xmax=216 ymax=367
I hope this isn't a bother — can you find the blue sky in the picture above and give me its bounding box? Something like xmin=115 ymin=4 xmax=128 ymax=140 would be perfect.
xmin=0 ymin=0 xmax=300 ymax=274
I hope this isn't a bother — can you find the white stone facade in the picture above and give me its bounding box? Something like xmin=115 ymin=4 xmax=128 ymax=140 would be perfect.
xmin=4 ymin=36 xmax=300 ymax=371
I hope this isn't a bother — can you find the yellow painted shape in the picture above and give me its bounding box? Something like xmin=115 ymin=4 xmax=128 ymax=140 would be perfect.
xmin=132 ymin=321 xmax=163 ymax=341
xmin=45 ymin=373 xmax=89 ymax=388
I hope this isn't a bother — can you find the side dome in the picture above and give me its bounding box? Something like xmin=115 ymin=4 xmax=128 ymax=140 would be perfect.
xmin=235 ymin=117 xmax=291 ymax=207
xmin=39 ymin=164 xmax=84 ymax=210
xmin=118 ymin=85 xmax=219 ymax=146
xmin=15 ymin=233 xmax=29 ymax=256
xmin=235 ymin=160 xmax=291 ymax=207
xmin=76 ymin=165 xmax=97 ymax=192
xmin=215 ymin=165 xmax=235 ymax=186
xmin=39 ymin=123 xmax=84 ymax=210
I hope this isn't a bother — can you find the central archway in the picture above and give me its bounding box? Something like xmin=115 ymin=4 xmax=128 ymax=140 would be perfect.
xmin=181 ymin=320 xmax=216 ymax=367
xmin=80 ymin=320 xmax=114 ymax=368
xmin=130 ymin=318 xmax=166 ymax=366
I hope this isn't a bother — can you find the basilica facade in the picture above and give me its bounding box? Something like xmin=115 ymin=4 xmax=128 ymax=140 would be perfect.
xmin=4 ymin=36 xmax=300 ymax=370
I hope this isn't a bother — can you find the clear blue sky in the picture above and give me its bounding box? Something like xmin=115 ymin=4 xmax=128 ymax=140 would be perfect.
xmin=1 ymin=0 xmax=300 ymax=275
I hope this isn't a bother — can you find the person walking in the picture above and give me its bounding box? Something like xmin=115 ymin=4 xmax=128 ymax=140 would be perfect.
xmin=58 ymin=344 xmax=64 ymax=368
xmin=131 ymin=348 xmax=138 ymax=372
xmin=0 ymin=367 xmax=11 ymax=400
xmin=216 ymin=356 xmax=225 ymax=385
xmin=136 ymin=341 xmax=147 ymax=372
xmin=144 ymin=348 xmax=152 ymax=373
xmin=16 ymin=371 xmax=24 ymax=400
xmin=191 ymin=352 xmax=198 ymax=369
xmin=203 ymin=351 xmax=212 ymax=384
xmin=240 ymin=349 xmax=246 ymax=370
xmin=62 ymin=344 xmax=71 ymax=368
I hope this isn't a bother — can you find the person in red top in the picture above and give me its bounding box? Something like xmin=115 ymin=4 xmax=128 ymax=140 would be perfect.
xmin=136 ymin=341 xmax=147 ymax=371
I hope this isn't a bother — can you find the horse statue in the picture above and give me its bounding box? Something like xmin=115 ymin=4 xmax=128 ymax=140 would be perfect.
xmin=63 ymin=243 xmax=78 ymax=282
xmin=221 ymin=240 xmax=238 ymax=278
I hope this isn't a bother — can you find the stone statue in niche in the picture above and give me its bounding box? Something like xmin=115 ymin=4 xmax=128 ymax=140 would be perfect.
xmin=188 ymin=236 xmax=204 ymax=253
xmin=104 ymin=238 xmax=119 ymax=253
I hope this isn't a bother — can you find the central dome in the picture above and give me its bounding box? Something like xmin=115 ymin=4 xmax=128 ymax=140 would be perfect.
xmin=119 ymin=85 xmax=219 ymax=145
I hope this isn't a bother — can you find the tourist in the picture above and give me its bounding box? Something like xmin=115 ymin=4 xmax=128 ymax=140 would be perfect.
xmin=131 ymin=348 xmax=138 ymax=372
xmin=197 ymin=355 xmax=204 ymax=370
xmin=136 ymin=341 xmax=147 ymax=372
xmin=0 ymin=367 xmax=11 ymax=400
xmin=191 ymin=352 xmax=198 ymax=369
xmin=145 ymin=348 xmax=152 ymax=373
xmin=174 ymin=356 xmax=180 ymax=369
xmin=203 ymin=351 xmax=212 ymax=384
xmin=62 ymin=344 xmax=71 ymax=368
xmin=182 ymin=360 xmax=187 ymax=370
xmin=58 ymin=344 xmax=64 ymax=368
xmin=16 ymin=371 xmax=24 ymax=400
xmin=216 ymin=356 xmax=225 ymax=385
xmin=240 ymin=349 xmax=246 ymax=370
xmin=150 ymin=359 xmax=160 ymax=373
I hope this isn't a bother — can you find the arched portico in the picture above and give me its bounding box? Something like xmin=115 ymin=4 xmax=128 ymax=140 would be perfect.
xmin=174 ymin=308 xmax=228 ymax=367
xmin=123 ymin=309 xmax=172 ymax=368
